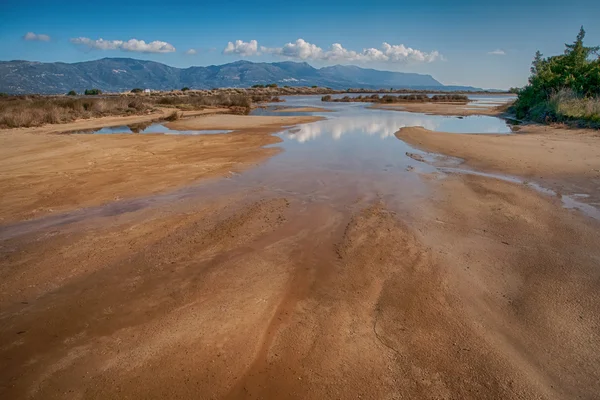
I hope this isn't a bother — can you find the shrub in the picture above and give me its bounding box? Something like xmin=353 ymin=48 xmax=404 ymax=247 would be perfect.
xmin=252 ymin=84 xmax=265 ymax=88
xmin=311 ymin=85 xmax=318 ymax=88
xmin=164 ymin=111 xmax=181 ymax=121
xmin=131 ymin=88 xmax=143 ymax=93
xmin=67 ymin=90 xmax=77 ymax=96
xmin=181 ymin=87 xmax=190 ymax=91
xmin=321 ymin=95 xmax=332 ymax=102
xmin=512 ymin=26 xmax=600 ymax=124
xmin=266 ymin=83 xmax=278 ymax=88
xmin=84 ymin=89 xmax=102 ymax=95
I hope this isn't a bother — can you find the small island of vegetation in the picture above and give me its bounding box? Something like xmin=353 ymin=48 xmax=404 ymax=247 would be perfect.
xmin=321 ymin=93 xmax=469 ymax=104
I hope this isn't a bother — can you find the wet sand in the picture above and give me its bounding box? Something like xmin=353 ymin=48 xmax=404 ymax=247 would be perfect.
xmin=166 ymin=114 xmax=324 ymax=130
xmin=0 ymin=107 xmax=231 ymax=136
xmin=272 ymin=106 xmax=334 ymax=113
xmin=0 ymin=114 xmax=320 ymax=222
xmin=372 ymin=101 xmax=505 ymax=116
xmin=396 ymin=125 xmax=600 ymax=203
xmin=1 ymin=104 xmax=600 ymax=399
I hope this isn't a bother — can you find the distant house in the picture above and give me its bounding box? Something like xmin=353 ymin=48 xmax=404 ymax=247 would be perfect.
xmin=143 ymin=89 xmax=151 ymax=93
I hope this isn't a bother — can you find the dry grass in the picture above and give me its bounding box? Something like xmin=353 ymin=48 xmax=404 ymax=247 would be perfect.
xmin=153 ymin=93 xmax=251 ymax=109
xmin=0 ymin=96 xmax=151 ymax=128
xmin=163 ymin=111 xmax=181 ymax=121
xmin=0 ymin=92 xmax=256 ymax=128
xmin=552 ymin=91 xmax=600 ymax=122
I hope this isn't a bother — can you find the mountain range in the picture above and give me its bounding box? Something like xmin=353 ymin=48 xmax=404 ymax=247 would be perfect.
xmin=0 ymin=58 xmax=486 ymax=94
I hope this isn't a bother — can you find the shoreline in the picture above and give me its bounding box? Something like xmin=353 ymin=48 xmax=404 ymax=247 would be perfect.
xmin=395 ymin=125 xmax=600 ymax=205
xmin=0 ymin=113 xmax=321 ymax=223
xmin=371 ymin=101 xmax=506 ymax=116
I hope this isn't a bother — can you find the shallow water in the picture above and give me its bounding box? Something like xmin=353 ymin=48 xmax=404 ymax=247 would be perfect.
xmin=1 ymin=94 xmax=596 ymax=240
xmin=73 ymin=123 xmax=232 ymax=135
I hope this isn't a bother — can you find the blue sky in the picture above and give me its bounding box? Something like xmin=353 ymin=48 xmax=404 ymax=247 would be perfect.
xmin=1 ymin=0 xmax=599 ymax=89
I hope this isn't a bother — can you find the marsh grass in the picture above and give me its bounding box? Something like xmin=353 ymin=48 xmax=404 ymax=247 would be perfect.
xmin=0 ymin=96 xmax=151 ymax=128
xmin=0 ymin=92 xmax=254 ymax=128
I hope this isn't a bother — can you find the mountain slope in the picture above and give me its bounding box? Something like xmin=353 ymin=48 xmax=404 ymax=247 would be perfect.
xmin=0 ymin=58 xmax=459 ymax=94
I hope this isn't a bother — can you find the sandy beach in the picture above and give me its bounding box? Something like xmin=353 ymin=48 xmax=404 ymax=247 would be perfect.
xmin=1 ymin=100 xmax=599 ymax=399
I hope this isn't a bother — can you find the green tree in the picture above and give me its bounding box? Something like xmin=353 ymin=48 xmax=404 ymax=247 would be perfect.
xmin=513 ymin=26 xmax=600 ymax=121
xmin=84 ymin=89 xmax=102 ymax=95
xmin=67 ymin=90 xmax=77 ymax=96
xmin=181 ymin=87 xmax=190 ymax=91
xmin=131 ymin=88 xmax=143 ymax=93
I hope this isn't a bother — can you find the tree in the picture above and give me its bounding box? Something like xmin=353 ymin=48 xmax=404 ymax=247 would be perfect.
xmin=530 ymin=51 xmax=543 ymax=75
xmin=84 ymin=89 xmax=102 ymax=95
xmin=67 ymin=90 xmax=77 ymax=96
xmin=181 ymin=87 xmax=190 ymax=91
xmin=513 ymin=26 xmax=600 ymax=121
xmin=131 ymin=88 xmax=143 ymax=93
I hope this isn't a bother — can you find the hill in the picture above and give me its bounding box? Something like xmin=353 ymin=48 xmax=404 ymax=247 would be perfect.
xmin=0 ymin=58 xmax=484 ymax=94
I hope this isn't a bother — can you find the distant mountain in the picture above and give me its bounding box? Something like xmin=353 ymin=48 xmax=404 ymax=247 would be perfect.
xmin=0 ymin=58 xmax=485 ymax=94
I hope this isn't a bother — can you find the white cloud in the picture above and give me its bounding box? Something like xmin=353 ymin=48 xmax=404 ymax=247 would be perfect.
xmin=488 ymin=49 xmax=506 ymax=56
xmin=185 ymin=48 xmax=198 ymax=55
xmin=223 ymin=40 xmax=260 ymax=56
xmin=70 ymin=37 xmax=176 ymax=53
xmin=23 ymin=32 xmax=50 ymax=42
xmin=223 ymin=39 xmax=442 ymax=64
xmin=265 ymin=39 xmax=325 ymax=60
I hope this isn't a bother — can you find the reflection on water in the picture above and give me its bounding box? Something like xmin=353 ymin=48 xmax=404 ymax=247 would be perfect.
xmin=3 ymin=94 xmax=595 ymax=241
xmin=282 ymin=110 xmax=512 ymax=143
xmin=255 ymin=95 xmax=513 ymax=143
xmin=71 ymin=123 xmax=233 ymax=135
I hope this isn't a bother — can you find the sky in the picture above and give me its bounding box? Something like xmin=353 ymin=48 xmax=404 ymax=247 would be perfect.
xmin=1 ymin=0 xmax=599 ymax=89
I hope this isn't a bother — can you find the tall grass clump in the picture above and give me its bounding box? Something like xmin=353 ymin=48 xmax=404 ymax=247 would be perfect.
xmin=512 ymin=26 xmax=600 ymax=126
xmin=0 ymin=96 xmax=151 ymax=128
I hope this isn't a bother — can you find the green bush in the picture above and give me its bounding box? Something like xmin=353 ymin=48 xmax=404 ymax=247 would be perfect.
xmin=512 ymin=27 xmax=600 ymax=124
xmin=181 ymin=87 xmax=190 ymax=91
xmin=131 ymin=88 xmax=143 ymax=93
xmin=266 ymin=83 xmax=278 ymax=88
xmin=84 ymin=89 xmax=102 ymax=95
xmin=252 ymin=84 xmax=265 ymax=88
xmin=67 ymin=90 xmax=77 ymax=96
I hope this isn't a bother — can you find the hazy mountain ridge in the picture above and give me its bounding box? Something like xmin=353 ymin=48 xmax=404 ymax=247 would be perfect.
xmin=0 ymin=58 xmax=485 ymax=94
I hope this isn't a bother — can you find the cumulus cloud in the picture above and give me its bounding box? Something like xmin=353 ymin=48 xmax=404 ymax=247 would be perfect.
xmin=185 ymin=48 xmax=198 ymax=55
xmin=488 ymin=49 xmax=506 ymax=56
xmin=223 ymin=40 xmax=260 ymax=56
xmin=70 ymin=37 xmax=176 ymax=53
xmin=23 ymin=32 xmax=50 ymax=41
xmin=222 ymin=38 xmax=442 ymax=63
